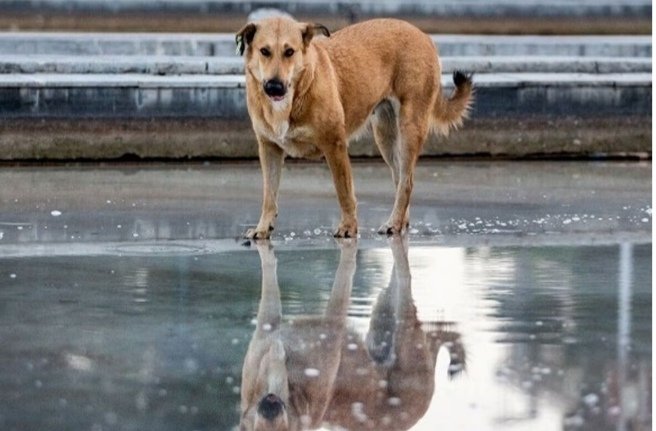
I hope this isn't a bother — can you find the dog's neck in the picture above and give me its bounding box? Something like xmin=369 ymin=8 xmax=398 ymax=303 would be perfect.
xmin=291 ymin=48 xmax=318 ymax=111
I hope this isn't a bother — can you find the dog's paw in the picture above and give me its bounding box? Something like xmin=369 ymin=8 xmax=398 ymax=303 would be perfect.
xmin=333 ymin=221 xmax=357 ymax=238
xmin=377 ymin=222 xmax=406 ymax=236
xmin=244 ymin=227 xmax=272 ymax=240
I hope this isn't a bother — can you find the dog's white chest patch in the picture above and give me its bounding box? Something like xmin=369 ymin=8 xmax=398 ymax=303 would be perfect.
xmin=274 ymin=121 xmax=290 ymax=144
xmin=258 ymin=122 xmax=318 ymax=158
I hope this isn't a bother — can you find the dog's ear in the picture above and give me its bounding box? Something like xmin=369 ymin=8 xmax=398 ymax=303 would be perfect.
xmin=236 ymin=23 xmax=257 ymax=56
xmin=301 ymin=23 xmax=330 ymax=47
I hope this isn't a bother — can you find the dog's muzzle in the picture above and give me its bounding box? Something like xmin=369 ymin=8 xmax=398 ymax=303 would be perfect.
xmin=263 ymin=79 xmax=287 ymax=100
xmin=257 ymin=393 xmax=285 ymax=420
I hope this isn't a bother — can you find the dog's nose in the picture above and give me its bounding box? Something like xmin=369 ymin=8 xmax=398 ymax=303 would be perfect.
xmin=257 ymin=393 xmax=284 ymax=420
xmin=263 ymin=79 xmax=286 ymax=98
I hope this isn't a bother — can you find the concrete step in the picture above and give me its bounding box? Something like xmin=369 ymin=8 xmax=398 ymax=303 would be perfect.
xmin=0 ymin=33 xmax=650 ymax=57
xmin=0 ymin=73 xmax=650 ymax=119
xmin=0 ymin=55 xmax=651 ymax=75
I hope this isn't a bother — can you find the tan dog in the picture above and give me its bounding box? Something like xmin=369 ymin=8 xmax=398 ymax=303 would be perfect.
xmin=236 ymin=17 xmax=473 ymax=239
xmin=240 ymin=237 xmax=465 ymax=430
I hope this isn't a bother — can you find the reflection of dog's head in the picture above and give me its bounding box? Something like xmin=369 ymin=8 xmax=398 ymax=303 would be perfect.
xmin=240 ymin=336 xmax=297 ymax=431
xmin=241 ymin=393 xmax=289 ymax=431
xmin=236 ymin=17 xmax=329 ymax=104
xmin=239 ymin=339 xmax=313 ymax=431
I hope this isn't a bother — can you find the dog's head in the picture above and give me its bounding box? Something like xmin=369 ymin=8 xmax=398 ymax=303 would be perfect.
xmin=236 ymin=17 xmax=330 ymax=104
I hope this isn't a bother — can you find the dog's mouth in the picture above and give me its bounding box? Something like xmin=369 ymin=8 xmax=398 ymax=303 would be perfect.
xmin=263 ymin=79 xmax=288 ymax=103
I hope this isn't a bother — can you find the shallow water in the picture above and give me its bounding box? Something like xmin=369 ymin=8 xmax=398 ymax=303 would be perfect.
xmin=0 ymin=240 xmax=650 ymax=431
xmin=0 ymin=161 xmax=651 ymax=430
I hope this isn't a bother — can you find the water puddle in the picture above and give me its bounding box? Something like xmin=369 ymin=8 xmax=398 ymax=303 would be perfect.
xmin=0 ymin=238 xmax=650 ymax=430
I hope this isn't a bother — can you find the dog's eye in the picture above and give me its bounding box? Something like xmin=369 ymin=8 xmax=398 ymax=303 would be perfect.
xmin=284 ymin=48 xmax=295 ymax=57
xmin=260 ymin=48 xmax=271 ymax=57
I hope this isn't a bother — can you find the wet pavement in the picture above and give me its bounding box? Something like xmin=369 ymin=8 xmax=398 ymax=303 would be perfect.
xmin=0 ymin=160 xmax=651 ymax=430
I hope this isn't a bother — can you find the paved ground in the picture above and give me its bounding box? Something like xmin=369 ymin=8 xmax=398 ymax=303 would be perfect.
xmin=0 ymin=160 xmax=650 ymax=255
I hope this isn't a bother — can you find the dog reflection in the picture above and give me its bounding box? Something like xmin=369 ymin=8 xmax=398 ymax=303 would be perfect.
xmin=240 ymin=237 xmax=464 ymax=430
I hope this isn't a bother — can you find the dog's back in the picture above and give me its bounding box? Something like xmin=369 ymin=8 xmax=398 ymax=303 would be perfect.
xmin=317 ymin=19 xmax=471 ymax=138
xmin=315 ymin=19 xmax=438 ymax=136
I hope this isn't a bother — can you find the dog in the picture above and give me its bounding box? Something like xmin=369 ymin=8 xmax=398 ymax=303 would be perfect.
xmin=236 ymin=17 xmax=473 ymax=239
xmin=239 ymin=236 xmax=465 ymax=430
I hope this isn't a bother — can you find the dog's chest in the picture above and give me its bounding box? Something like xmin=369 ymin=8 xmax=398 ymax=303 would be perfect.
xmin=258 ymin=121 xmax=319 ymax=159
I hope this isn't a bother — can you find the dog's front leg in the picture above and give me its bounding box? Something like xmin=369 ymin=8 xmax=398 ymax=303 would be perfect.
xmin=245 ymin=137 xmax=284 ymax=239
xmin=324 ymin=140 xmax=358 ymax=238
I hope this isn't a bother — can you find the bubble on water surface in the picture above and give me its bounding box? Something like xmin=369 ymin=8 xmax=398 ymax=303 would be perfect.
xmin=583 ymin=393 xmax=599 ymax=407
xmin=304 ymin=368 xmax=320 ymax=378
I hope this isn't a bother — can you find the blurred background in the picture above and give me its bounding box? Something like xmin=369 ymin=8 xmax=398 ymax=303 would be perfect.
xmin=0 ymin=0 xmax=651 ymax=161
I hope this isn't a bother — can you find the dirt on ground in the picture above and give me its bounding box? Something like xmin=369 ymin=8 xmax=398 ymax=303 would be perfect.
xmin=0 ymin=12 xmax=651 ymax=35
xmin=0 ymin=116 xmax=650 ymax=162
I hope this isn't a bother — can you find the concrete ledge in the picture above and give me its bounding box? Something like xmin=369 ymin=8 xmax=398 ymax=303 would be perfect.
xmin=0 ymin=55 xmax=651 ymax=75
xmin=0 ymin=33 xmax=650 ymax=57
xmin=0 ymin=73 xmax=650 ymax=88
xmin=0 ymin=73 xmax=650 ymax=120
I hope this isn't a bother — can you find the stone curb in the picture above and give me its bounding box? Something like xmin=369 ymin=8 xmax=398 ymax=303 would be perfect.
xmin=0 ymin=55 xmax=651 ymax=75
xmin=0 ymin=73 xmax=650 ymax=120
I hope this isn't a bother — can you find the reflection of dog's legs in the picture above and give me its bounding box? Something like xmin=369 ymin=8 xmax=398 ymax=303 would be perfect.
xmin=324 ymin=239 xmax=358 ymax=324
xmin=366 ymin=235 xmax=412 ymax=365
xmin=241 ymin=241 xmax=289 ymax=412
xmin=254 ymin=241 xmax=282 ymax=332
xmin=370 ymin=235 xmax=436 ymax=406
xmin=387 ymin=234 xmax=428 ymax=363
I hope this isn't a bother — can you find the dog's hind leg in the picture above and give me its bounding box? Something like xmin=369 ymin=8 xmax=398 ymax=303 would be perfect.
xmin=371 ymin=99 xmax=400 ymax=187
xmin=377 ymin=102 xmax=430 ymax=235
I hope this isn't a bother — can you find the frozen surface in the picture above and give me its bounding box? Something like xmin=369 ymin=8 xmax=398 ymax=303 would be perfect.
xmin=0 ymin=160 xmax=651 ymax=430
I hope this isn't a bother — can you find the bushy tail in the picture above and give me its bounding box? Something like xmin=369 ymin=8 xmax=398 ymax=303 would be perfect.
xmin=432 ymin=70 xmax=474 ymax=136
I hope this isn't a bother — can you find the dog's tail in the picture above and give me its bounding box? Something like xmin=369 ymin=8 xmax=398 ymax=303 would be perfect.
xmin=432 ymin=70 xmax=474 ymax=136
